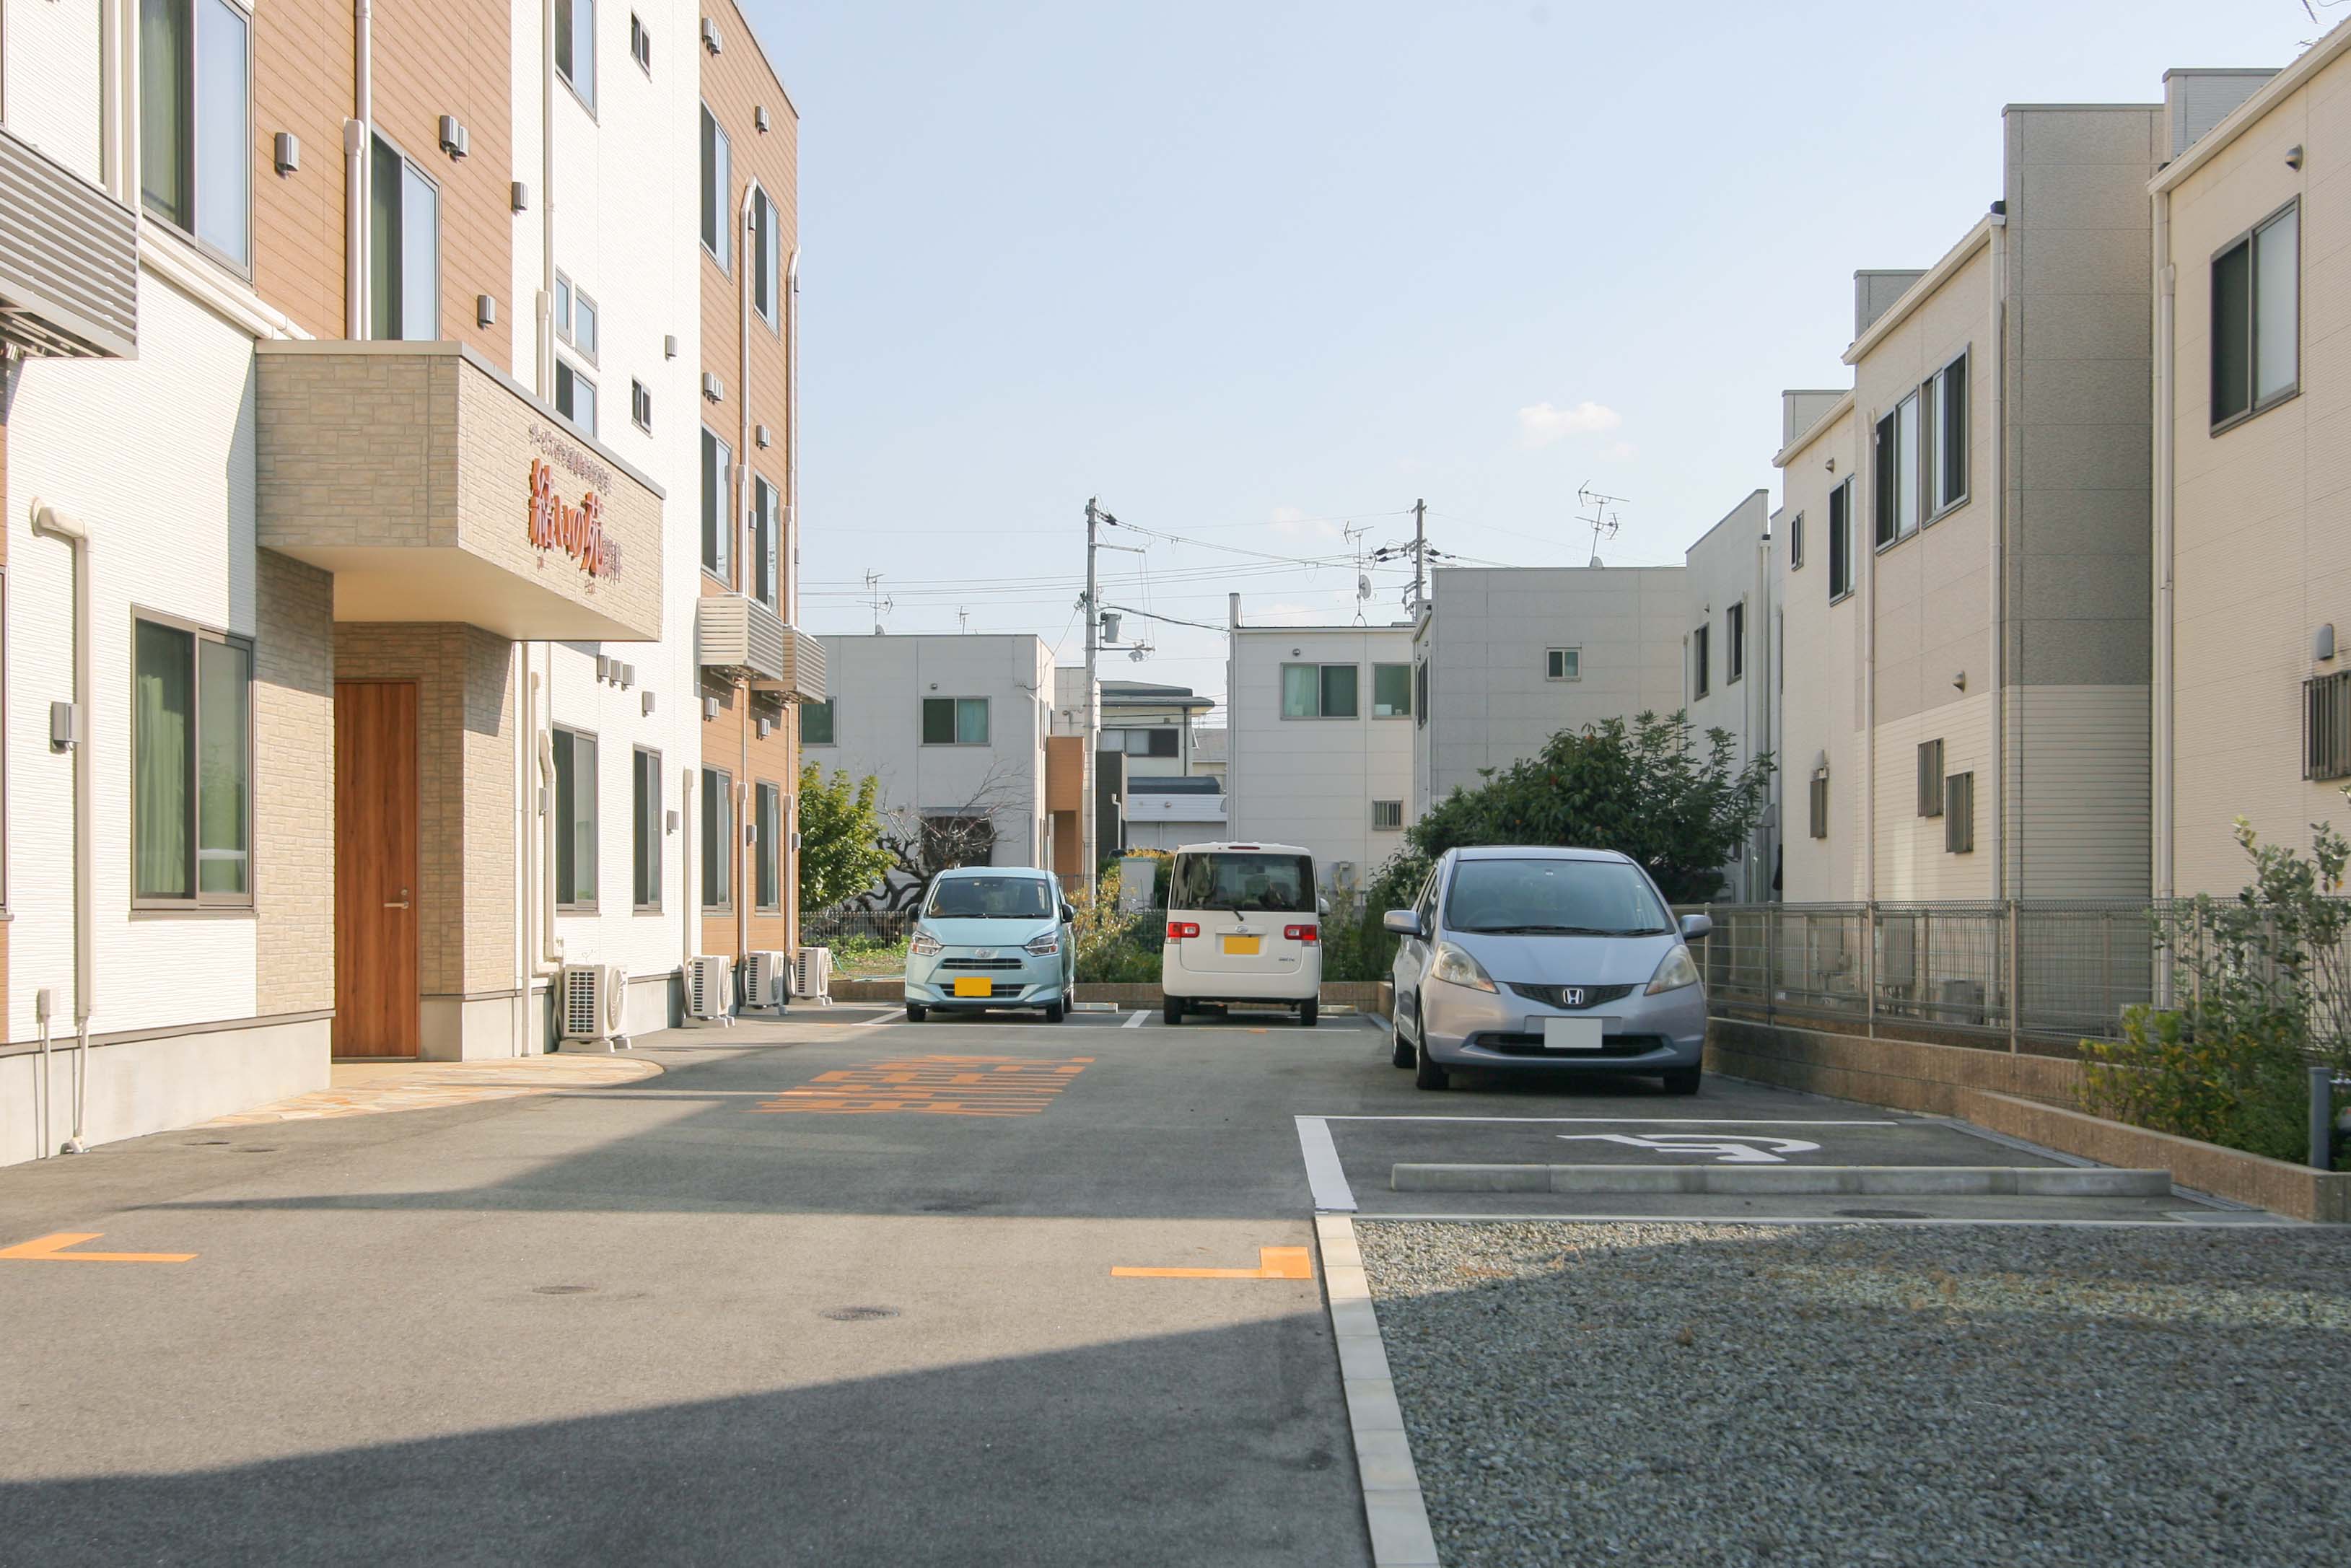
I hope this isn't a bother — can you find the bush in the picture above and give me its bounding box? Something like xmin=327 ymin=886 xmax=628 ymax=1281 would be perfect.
xmin=2079 ymin=803 xmax=2351 ymax=1168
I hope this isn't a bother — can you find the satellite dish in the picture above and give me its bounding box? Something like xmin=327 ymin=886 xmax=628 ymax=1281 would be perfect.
xmin=1357 ymin=574 xmax=1372 ymax=600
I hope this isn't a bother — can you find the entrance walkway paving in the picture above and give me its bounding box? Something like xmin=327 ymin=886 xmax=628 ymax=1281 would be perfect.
xmin=205 ymin=1054 xmax=662 ymax=1125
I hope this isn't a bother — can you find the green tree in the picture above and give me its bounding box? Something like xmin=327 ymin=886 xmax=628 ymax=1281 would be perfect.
xmin=797 ymin=764 xmax=895 ymax=911
xmin=1369 ymin=711 xmax=1772 ymax=911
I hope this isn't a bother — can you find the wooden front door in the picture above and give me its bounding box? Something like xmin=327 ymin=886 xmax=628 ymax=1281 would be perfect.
xmin=335 ymin=681 xmax=420 ymax=1057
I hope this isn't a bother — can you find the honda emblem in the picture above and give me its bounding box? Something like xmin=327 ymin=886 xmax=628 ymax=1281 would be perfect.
xmin=1562 ymin=987 xmax=1585 ymax=1007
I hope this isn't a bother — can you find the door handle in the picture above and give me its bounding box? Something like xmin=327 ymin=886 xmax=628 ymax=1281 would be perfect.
xmin=385 ymin=888 xmax=411 ymax=909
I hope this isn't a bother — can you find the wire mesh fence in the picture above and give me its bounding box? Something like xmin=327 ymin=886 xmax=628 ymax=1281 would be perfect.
xmin=1671 ymin=900 xmax=2348 ymax=1051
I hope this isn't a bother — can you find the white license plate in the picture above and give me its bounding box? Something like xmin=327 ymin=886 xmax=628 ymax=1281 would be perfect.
xmin=1541 ymin=1017 xmax=1604 ymax=1051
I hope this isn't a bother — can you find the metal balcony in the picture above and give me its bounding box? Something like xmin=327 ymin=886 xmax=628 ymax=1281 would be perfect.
xmin=0 ymin=125 xmax=136 ymax=359
xmin=696 ymin=594 xmax=826 ymax=701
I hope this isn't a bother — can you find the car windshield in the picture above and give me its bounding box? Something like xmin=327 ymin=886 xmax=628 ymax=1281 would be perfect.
xmin=1444 ymin=858 xmax=1671 ymax=936
xmin=1170 ymin=851 xmax=1315 ymax=914
xmin=925 ymin=875 xmax=1054 ymax=920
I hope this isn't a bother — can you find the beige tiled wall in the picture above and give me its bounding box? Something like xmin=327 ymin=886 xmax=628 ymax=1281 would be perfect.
xmin=255 ymin=551 xmax=336 ymax=1013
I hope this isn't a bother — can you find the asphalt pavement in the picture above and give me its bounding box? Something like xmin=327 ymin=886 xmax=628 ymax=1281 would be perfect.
xmin=0 ymin=1003 xmax=2261 ymax=1564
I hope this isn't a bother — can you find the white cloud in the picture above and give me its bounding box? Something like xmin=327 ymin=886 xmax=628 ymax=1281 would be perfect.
xmin=1603 ymin=439 xmax=1637 ymax=462
xmin=1517 ymin=399 xmax=1624 ymax=450
xmin=1269 ymin=504 xmax=1341 ymax=541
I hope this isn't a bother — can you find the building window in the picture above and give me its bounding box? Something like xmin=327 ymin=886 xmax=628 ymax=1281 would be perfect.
xmin=1874 ymin=392 xmax=1919 ymax=547
xmin=700 ymin=103 xmax=732 ymax=271
xmin=1726 ymin=603 xmax=1745 ymax=684
xmin=1281 ymin=663 xmax=1358 ymax=719
xmin=1691 ymin=623 xmax=1710 ymax=699
xmin=2306 ymin=672 xmax=2351 ymax=779
xmin=755 ymin=782 xmax=782 ymax=911
xmin=1921 ymin=352 xmax=1968 ymax=518
xmin=921 ymin=696 xmax=989 ymax=745
xmin=629 ymin=11 xmax=651 ymax=72
xmin=801 ymin=698 xmax=836 ymax=746
xmin=553 ymin=273 xmax=572 ymax=338
xmin=1371 ymin=800 xmax=1404 ymax=831
xmin=1916 ymin=738 xmax=1945 ymax=818
xmin=555 ymin=360 xmax=597 ymax=434
xmin=631 ymin=378 xmax=652 ymax=432
xmin=750 ymin=187 xmax=780 ymax=325
xmin=551 ymin=727 xmax=598 ymax=910
xmin=1112 ymin=727 xmax=1177 ymax=758
xmin=1789 ymin=512 xmax=1804 ymax=571
xmin=1545 ymin=647 xmax=1580 ymax=682
xmin=748 ymin=476 xmax=780 ymax=608
xmin=1414 ymin=660 xmax=1428 ymax=727
xmin=1828 ymin=479 xmax=1854 ymax=600
xmin=2213 ymin=201 xmax=2300 ymax=429
xmin=701 ymin=426 xmax=732 ymax=579
xmin=556 ymin=0 xmax=595 ymax=106
xmin=133 ymin=616 xmax=251 ymax=906
xmin=701 ymin=766 xmax=733 ymax=911
xmin=369 ymin=136 xmax=439 ymax=341
xmin=572 ymin=291 xmax=598 ymax=362
xmin=140 ymin=0 xmax=250 ymax=268
xmin=1944 ymin=772 xmax=1975 ymax=854
xmin=1372 ymin=662 xmax=1412 ymax=718
xmin=1808 ymin=768 xmax=1829 ymax=841
xmin=632 ymin=746 xmax=661 ymax=911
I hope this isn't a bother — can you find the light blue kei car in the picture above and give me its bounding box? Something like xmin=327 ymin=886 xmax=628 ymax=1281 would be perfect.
xmin=903 ymin=867 xmax=1077 ymax=1022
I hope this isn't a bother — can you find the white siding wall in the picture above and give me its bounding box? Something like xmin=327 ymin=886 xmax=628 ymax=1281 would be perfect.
xmin=1774 ymin=410 xmax=1862 ymax=901
xmin=2 ymin=0 xmax=105 ymax=182
xmin=1227 ymin=625 xmax=1413 ymax=890
xmin=1684 ymin=492 xmax=1773 ymax=899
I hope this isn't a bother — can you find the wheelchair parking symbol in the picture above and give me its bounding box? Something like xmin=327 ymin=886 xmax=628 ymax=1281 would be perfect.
xmin=1555 ymin=1132 xmax=1823 ymax=1165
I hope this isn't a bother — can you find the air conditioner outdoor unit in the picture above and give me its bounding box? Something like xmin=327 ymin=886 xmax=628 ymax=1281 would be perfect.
xmin=559 ymin=963 xmax=630 ymax=1051
xmin=792 ymin=946 xmax=834 ymax=1004
xmin=742 ymin=950 xmax=791 ymax=1014
xmin=684 ymin=955 xmax=735 ymax=1025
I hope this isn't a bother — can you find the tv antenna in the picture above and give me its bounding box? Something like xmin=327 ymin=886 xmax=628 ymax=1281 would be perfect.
xmin=1344 ymin=522 xmax=1373 ymax=624
xmin=1575 ymin=483 xmax=1628 ymax=568
xmin=863 ymin=570 xmax=894 ymax=634
xmin=956 ymin=606 xmax=970 ymax=635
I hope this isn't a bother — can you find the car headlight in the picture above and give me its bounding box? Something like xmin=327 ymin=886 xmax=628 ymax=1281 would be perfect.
xmin=1430 ymin=940 xmax=1497 ymax=994
xmin=1023 ymin=932 xmax=1060 ymax=956
xmin=1645 ymin=944 xmax=1701 ymax=995
xmin=909 ymin=929 xmax=943 ymax=957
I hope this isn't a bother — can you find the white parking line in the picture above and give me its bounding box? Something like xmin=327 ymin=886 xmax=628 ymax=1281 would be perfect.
xmin=854 ymin=1009 xmax=903 ymax=1027
xmin=1295 ymin=1116 xmax=1356 ymax=1212
xmin=1121 ymin=1009 xmax=1149 ymax=1028
xmin=1318 ymin=1116 xmax=1901 ymax=1126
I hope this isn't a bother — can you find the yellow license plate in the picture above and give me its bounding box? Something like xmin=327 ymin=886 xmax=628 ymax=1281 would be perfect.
xmin=952 ymin=977 xmax=992 ymax=997
xmin=1222 ymin=935 xmax=1261 ymax=956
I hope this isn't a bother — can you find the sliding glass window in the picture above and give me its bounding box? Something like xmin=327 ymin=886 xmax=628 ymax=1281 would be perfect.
xmin=133 ymin=616 xmax=252 ymax=907
xmin=141 ymin=0 xmax=251 ymax=268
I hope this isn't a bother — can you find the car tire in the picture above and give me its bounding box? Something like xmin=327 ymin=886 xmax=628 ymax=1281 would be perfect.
xmin=1044 ymin=999 xmax=1066 ymax=1023
xmin=1414 ymin=1041 xmax=1450 ymax=1091
xmin=904 ymin=1004 xmax=927 ymax=1023
xmin=1299 ymin=1000 xmax=1318 ymax=1028
xmin=1390 ymin=1033 xmax=1415 ymax=1069
xmin=1662 ymin=1066 xmax=1702 ymax=1096
xmin=1163 ymin=996 xmax=1184 ymax=1025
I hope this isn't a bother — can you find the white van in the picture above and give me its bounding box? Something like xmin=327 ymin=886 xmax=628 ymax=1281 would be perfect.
xmin=1160 ymin=841 xmax=1324 ymax=1026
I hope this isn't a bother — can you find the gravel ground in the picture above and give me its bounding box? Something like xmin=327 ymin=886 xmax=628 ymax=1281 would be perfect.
xmin=1357 ymin=1220 xmax=2351 ymax=1567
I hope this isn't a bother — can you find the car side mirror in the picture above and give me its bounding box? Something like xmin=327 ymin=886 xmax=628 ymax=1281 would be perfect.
xmin=1383 ymin=908 xmax=1422 ymax=937
xmin=1679 ymin=913 xmax=1713 ymax=942
xmin=1318 ymin=895 xmax=1331 ymax=919
xmin=1061 ymin=903 xmax=1077 ymax=924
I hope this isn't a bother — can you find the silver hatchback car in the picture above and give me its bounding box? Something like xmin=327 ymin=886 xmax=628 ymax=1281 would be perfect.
xmin=1385 ymin=846 xmax=1712 ymax=1093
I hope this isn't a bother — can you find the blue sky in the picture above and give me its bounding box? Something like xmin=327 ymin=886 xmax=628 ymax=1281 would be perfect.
xmin=749 ymin=0 xmax=2321 ymax=722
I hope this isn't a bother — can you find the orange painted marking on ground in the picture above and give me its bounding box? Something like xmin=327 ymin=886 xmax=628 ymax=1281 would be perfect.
xmin=0 ymin=1232 xmax=198 ymax=1263
xmin=753 ymin=1054 xmax=1095 ymax=1116
xmin=1112 ymin=1246 xmax=1313 ymax=1281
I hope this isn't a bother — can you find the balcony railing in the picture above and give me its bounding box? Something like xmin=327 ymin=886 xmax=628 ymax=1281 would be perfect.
xmin=696 ymin=594 xmax=826 ymax=701
xmin=0 ymin=124 xmax=137 ymax=359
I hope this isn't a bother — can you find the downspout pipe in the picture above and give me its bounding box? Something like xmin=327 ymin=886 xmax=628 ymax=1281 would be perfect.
xmin=347 ymin=0 xmax=372 ymax=338
xmin=31 ymin=502 xmax=93 ymax=1154
xmin=736 ymin=187 xmax=758 ymax=978
xmin=538 ymin=0 xmax=556 ymax=396
xmin=2153 ymin=188 xmax=2176 ymax=907
xmin=1988 ymin=203 xmax=2008 ymax=900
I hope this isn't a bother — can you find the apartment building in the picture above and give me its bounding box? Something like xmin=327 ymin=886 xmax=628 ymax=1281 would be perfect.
xmin=1683 ymin=491 xmax=1774 ymax=900
xmin=2151 ymin=55 xmax=2347 ymax=898
xmin=1774 ymin=94 xmax=2181 ymax=904
xmin=1225 ymin=605 xmax=1414 ymax=893
xmin=804 ymin=634 xmax=1051 ymax=892
xmin=1411 ymin=564 xmax=1687 ymax=818
xmin=0 ymin=1 xmax=811 ymax=1166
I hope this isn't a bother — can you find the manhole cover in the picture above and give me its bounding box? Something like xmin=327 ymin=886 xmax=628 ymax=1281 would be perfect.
xmin=820 ymin=1305 xmax=899 ymax=1322
xmin=531 ymin=1284 xmax=596 ymax=1295
xmin=1835 ymin=1208 xmax=1930 ymax=1219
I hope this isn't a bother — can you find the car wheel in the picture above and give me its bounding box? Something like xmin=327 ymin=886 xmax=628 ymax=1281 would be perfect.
xmin=1299 ymin=1000 xmax=1318 ymax=1028
xmin=1044 ymin=999 xmax=1066 ymax=1023
xmin=1163 ymin=996 xmax=1184 ymax=1025
xmin=904 ymin=1004 xmax=927 ymax=1023
xmin=1662 ymin=1066 xmax=1702 ymax=1096
xmin=1390 ymin=1033 xmax=1415 ymax=1069
xmin=1414 ymin=1041 xmax=1450 ymax=1091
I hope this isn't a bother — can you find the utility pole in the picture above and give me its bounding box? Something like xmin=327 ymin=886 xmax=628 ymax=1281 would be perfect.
xmin=1082 ymin=496 xmax=1100 ymax=905
xmin=1411 ymin=497 xmax=1426 ymax=615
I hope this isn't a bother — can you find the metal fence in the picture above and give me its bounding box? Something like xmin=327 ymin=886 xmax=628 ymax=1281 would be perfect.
xmin=1673 ymin=900 xmax=2348 ymax=1051
xmin=800 ymin=907 xmax=916 ymax=950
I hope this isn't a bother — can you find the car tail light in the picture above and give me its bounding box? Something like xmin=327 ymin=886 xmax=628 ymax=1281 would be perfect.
xmin=1284 ymin=924 xmax=1319 ymax=944
xmin=1166 ymin=921 xmax=1200 ymax=940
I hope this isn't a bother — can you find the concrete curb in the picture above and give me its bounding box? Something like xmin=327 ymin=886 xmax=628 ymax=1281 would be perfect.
xmin=1314 ymin=1214 xmax=1440 ymax=1568
xmin=1390 ymin=1163 xmax=2173 ymax=1197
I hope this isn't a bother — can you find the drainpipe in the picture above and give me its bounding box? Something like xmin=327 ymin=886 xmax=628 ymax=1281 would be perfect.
xmin=1754 ymin=520 xmax=1772 ymax=902
xmin=2152 ymin=188 xmax=2176 ymax=908
xmin=1988 ymin=203 xmax=2008 ymax=901
xmin=533 ymin=673 xmax=564 ymax=973
xmin=538 ymin=0 xmax=556 ymax=395
xmin=1861 ymin=408 xmax=1878 ymax=908
xmin=735 ymin=188 xmax=760 ymax=974
xmin=31 ymin=502 xmax=93 ymax=1154
xmin=346 ymin=1 xmax=372 ymax=338
xmin=682 ymin=765 xmax=697 ymax=975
